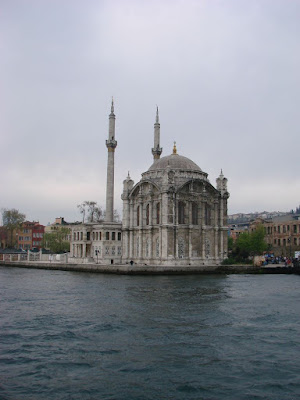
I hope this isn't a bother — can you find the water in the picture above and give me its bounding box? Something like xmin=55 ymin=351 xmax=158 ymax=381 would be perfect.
xmin=0 ymin=267 xmax=299 ymax=400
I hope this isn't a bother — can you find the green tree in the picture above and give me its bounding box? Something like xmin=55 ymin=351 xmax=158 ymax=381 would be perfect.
xmin=1 ymin=208 xmax=26 ymax=247
xmin=42 ymin=227 xmax=70 ymax=253
xmin=232 ymin=224 xmax=268 ymax=262
xmin=250 ymin=224 xmax=268 ymax=255
xmin=228 ymin=236 xmax=234 ymax=252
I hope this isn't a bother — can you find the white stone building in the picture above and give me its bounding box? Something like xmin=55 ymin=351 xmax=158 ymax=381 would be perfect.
xmin=70 ymin=102 xmax=229 ymax=266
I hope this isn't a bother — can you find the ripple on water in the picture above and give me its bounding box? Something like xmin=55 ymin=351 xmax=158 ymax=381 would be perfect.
xmin=0 ymin=270 xmax=300 ymax=400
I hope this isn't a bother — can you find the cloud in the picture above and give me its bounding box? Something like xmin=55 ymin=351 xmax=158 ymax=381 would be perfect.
xmin=1 ymin=0 xmax=299 ymax=224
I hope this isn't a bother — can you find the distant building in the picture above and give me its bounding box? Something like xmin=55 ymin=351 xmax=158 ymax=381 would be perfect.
xmin=16 ymin=221 xmax=45 ymax=250
xmin=43 ymin=217 xmax=73 ymax=251
xmin=250 ymin=215 xmax=300 ymax=257
xmin=229 ymin=222 xmax=250 ymax=240
xmin=45 ymin=217 xmax=72 ymax=240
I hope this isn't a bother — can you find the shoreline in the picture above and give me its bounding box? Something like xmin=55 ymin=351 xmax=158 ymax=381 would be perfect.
xmin=0 ymin=261 xmax=298 ymax=275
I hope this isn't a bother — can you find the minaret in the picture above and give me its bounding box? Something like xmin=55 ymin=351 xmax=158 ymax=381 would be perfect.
xmin=151 ymin=106 xmax=162 ymax=160
xmin=105 ymin=98 xmax=117 ymax=222
xmin=216 ymin=169 xmax=228 ymax=195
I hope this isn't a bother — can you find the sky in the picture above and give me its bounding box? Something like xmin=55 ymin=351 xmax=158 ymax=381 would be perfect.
xmin=1 ymin=0 xmax=300 ymax=225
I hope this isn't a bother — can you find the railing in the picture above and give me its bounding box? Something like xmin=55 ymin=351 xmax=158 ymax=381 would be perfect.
xmin=0 ymin=251 xmax=69 ymax=263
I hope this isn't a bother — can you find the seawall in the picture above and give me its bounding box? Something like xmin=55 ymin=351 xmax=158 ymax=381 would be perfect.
xmin=0 ymin=261 xmax=298 ymax=275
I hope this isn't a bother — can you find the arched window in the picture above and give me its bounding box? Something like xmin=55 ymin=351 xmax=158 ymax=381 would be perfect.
xmin=205 ymin=204 xmax=211 ymax=225
xmin=192 ymin=202 xmax=198 ymax=225
xmin=178 ymin=201 xmax=185 ymax=224
xmin=156 ymin=203 xmax=160 ymax=224
xmin=146 ymin=204 xmax=150 ymax=225
xmin=137 ymin=206 xmax=140 ymax=226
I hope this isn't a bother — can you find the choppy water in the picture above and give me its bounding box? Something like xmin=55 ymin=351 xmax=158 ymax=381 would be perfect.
xmin=0 ymin=267 xmax=300 ymax=400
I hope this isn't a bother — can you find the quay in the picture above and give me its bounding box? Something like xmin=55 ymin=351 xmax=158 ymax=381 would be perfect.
xmin=0 ymin=260 xmax=298 ymax=275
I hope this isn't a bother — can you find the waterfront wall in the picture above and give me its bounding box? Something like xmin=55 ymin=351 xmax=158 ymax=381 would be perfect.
xmin=0 ymin=260 xmax=297 ymax=275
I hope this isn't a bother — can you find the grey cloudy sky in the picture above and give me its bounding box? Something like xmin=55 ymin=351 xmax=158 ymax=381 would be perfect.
xmin=1 ymin=0 xmax=300 ymax=225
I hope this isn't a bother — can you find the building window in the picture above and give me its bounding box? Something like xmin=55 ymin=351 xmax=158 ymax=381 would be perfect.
xmin=205 ymin=204 xmax=211 ymax=225
xmin=293 ymin=225 xmax=297 ymax=233
xmin=87 ymin=232 xmax=90 ymax=240
xmin=278 ymin=226 xmax=281 ymax=233
xmin=80 ymin=232 xmax=83 ymax=240
xmin=118 ymin=246 xmax=122 ymax=255
xmin=283 ymin=225 xmax=286 ymax=233
xmin=112 ymin=232 xmax=116 ymax=240
xmin=278 ymin=238 xmax=281 ymax=246
xmin=178 ymin=201 xmax=185 ymax=224
xmin=118 ymin=232 xmax=121 ymax=241
xmin=192 ymin=202 xmax=198 ymax=225
xmin=96 ymin=232 xmax=98 ymax=240
xmin=274 ymin=239 xmax=277 ymax=245
xmin=137 ymin=206 xmax=140 ymax=226
xmin=100 ymin=232 xmax=102 ymax=240
xmin=92 ymin=232 xmax=95 ymax=240
xmin=106 ymin=232 xmax=109 ymax=240
xmin=111 ymin=246 xmax=115 ymax=255
xmin=283 ymin=239 xmax=286 ymax=246
xmin=274 ymin=226 xmax=276 ymax=233
xmin=294 ymin=238 xmax=297 ymax=245
xmin=105 ymin=246 xmax=109 ymax=255
xmin=287 ymin=225 xmax=290 ymax=231
xmin=156 ymin=203 xmax=160 ymax=224
xmin=146 ymin=204 xmax=150 ymax=225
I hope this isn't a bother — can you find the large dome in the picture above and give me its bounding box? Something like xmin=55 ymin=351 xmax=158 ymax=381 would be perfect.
xmin=148 ymin=153 xmax=202 ymax=172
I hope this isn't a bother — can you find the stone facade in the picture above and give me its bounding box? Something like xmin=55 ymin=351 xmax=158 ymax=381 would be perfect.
xmin=69 ymin=102 xmax=229 ymax=266
xmin=122 ymin=150 xmax=229 ymax=266
xmin=71 ymin=222 xmax=122 ymax=264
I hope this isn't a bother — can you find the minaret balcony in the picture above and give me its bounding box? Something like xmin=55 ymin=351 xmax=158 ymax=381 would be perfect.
xmin=106 ymin=139 xmax=117 ymax=149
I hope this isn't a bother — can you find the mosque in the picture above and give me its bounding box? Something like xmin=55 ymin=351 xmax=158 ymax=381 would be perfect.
xmin=69 ymin=101 xmax=229 ymax=266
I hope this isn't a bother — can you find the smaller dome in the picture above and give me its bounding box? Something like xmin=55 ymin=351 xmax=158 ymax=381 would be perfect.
xmin=148 ymin=153 xmax=202 ymax=172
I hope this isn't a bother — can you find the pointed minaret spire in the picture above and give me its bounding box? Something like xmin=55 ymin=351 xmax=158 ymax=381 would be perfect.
xmin=105 ymin=99 xmax=117 ymax=222
xmin=156 ymin=106 xmax=159 ymax=123
xmin=110 ymin=97 xmax=114 ymax=115
xmin=152 ymin=106 xmax=162 ymax=161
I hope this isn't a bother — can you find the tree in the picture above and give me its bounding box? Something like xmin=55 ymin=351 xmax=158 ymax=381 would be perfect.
xmin=77 ymin=203 xmax=86 ymax=223
xmin=232 ymin=224 xmax=268 ymax=262
xmin=42 ymin=227 xmax=70 ymax=253
xmin=249 ymin=225 xmax=268 ymax=255
xmin=77 ymin=201 xmax=104 ymax=223
xmin=1 ymin=208 xmax=26 ymax=247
